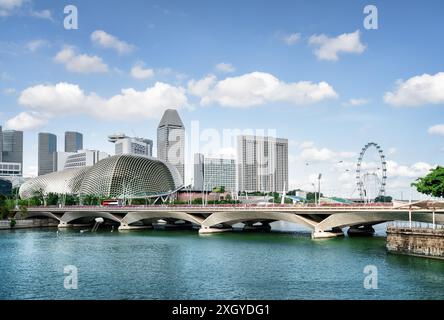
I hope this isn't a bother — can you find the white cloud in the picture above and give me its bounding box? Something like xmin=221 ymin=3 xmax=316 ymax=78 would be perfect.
xmin=2 ymin=87 xmax=15 ymax=94
xmin=298 ymin=146 xmax=355 ymax=162
xmin=17 ymin=81 xmax=188 ymax=121
xmin=428 ymin=124 xmax=444 ymax=136
xmin=30 ymin=9 xmax=52 ymax=20
xmin=91 ymin=30 xmax=135 ymax=55
xmin=0 ymin=0 xmax=24 ymax=16
xmin=188 ymin=72 xmax=337 ymax=108
xmin=215 ymin=63 xmax=235 ymax=73
xmin=386 ymin=160 xmax=434 ymax=178
xmin=384 ymin=72 xmax=444 ymax=107
xmin=282 ymin=33 xmax=301 ymax=45
xmin=130 ymin=62 xmax=154 ymax=79
xmin=26 ymin=39 xmax=49 ymax=52
xmin=54 ymin=46 xmax=109 ymax=74
xmin=5 ymin=112 xmax=47 ymax=130
xmin=299 ymin=141 xmax=315 ymax=149
xmin=342 ymin=98 xmax=369 ymax=107
xmin=308 ymin=30 xmax=366 ymax=61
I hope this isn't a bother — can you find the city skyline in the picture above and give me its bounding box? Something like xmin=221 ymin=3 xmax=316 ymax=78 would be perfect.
xmin=0 ymin=0 xmax=443 ymax=198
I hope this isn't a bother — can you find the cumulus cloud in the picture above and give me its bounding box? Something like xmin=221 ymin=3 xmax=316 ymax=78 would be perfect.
xmin=130 ymin=62 xmax=154 ymax=79
xmin=0 ymin=0 xmax=24 ymax=16
xmin=428 ymin=124 xmax=444 ymax=136
xmin=30 ymin=9 xmax=52 ymax=20
xmin=309 ymin=30 xmax=366 ymax=61
xmin=188 ymin=72 xmax=337 ymax=108
xmin=91 ymin=30 xmax=135 ymax=54
xmin=298 ymin=146 xmax=355 ymax=162
xmin=5 ymin=112 xmax=48 ymax=130
xmin=282 ymin=33 xmax=301 ymax=45
xmin=26 ymin=39 xmax=49 ymax=52
xmin=16 ymin=81 xmax=188 ymax=121
xmin=386 ymin=160 xmax=434 ymax=178
xmin=215 ymin=63 xmax=235 ymax=73
xmin=54 ymin=46 xmax=108 ymax=74
xmin=384 ymin=72 xmax=444 ymax=107
xmin=342 ymin=98 xmax=369 ymax=107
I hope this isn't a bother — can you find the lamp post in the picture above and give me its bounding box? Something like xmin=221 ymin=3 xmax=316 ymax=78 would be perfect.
xmin=317 ymin=173 xmax=322 ymax=206
xmin=311 ymin=183 xmax=317 ymax=207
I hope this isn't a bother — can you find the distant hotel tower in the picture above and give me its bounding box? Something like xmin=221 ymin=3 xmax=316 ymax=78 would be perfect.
xmin=157 ymin=109 xmax=185 ymax=183
xmin=38 ymin=133 xmax=57 ymax=176
xmin=237 ymin=135 xmax=288 ymax=193
xmin=65 ymin=131 xmax=83 ymax=152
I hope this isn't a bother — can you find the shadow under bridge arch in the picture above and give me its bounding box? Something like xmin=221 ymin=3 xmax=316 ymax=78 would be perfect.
xmin=201 ymin=211 xmax=318 ymax=230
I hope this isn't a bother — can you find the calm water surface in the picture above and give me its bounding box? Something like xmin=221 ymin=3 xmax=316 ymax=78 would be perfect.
xmin=0 ymin=223 xmax=443 ymax=300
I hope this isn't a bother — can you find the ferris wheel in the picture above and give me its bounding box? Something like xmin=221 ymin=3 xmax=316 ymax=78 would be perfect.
xmin=356 ymin=142 xmax=387 ymax=201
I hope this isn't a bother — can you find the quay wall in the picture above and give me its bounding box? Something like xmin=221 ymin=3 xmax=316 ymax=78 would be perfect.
xmin=387 ymin=226 xmax=444 ymax=260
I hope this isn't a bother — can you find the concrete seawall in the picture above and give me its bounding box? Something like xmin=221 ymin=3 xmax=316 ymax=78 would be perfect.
xmin=387 ymin=226 xmax=444 ymax=260
xmin=0 ymin=219 xmax=59 ymax=230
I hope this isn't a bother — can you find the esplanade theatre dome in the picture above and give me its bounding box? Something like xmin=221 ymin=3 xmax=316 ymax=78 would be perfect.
xmin=19 ymin=154 xmax=183 ymax=199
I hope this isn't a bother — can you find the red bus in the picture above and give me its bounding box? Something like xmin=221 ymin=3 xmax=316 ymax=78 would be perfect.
xmin=101 ymin=199 xmax=123 ymax=206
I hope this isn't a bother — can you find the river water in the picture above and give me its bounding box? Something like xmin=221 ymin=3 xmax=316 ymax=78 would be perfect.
xmin=0 ymin=223 xmax=443 ymax=300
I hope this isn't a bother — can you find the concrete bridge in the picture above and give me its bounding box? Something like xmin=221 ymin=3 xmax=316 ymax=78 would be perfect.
xmin=14 ymin=201 xmax=444 ymax=239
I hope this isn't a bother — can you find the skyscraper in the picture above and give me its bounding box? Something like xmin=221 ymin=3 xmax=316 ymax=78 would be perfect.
xmin=157 ymin=109 xmax=185 ymax=183
xmin=65 ymin=131 xmax=83 ymax=152
xmin=108 ymin=133 xmax=153 ymax=157
xmin=194 ymin=153 xmax=237 ymax=192
xmin=2 ymin=130 xmax=23 ymax=169
xmin=237 ymin=135 xmax=288 ymax=193
xmin=38 ymin=133 xmax=57 ymax=176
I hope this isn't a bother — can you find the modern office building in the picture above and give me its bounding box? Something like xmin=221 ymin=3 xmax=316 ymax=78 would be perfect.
xmin=194 ymin=153 xmax=237 ymax=192
xmin=65 ymin=131 xmax=83 ymax=153
xmin=108 ymin=133 xmax=153 ymax=157
xmin=237 ymin=135 xmax=288 ymax=193
xmin=38 ymin=133 xmax=57 ymax=176
xmin=157 ymin=109 xmax=185 ymax=183
xmin=54 ymin=149 xmax=110 ymax=171
xmin=19 ymin=154 xmax=183 ymax=200
xmin=0 ymin=129 xmax=24 ymax=178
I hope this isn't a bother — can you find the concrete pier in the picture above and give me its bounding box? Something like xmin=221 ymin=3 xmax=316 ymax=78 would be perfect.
xmin=387 ymin=226 xmax=444 ymax=260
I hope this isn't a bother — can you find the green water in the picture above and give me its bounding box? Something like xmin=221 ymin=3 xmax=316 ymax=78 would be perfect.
xmin=0 ymin=226 xmax=443 ymax=300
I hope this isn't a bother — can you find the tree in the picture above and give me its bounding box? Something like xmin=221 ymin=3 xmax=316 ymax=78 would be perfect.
xmin=374 ymin=196 xmax=393 ymax=203
xmin=412 ymin=166 xmax=444 ymax=198
xmin=306 ymin=192 xmax=323 ymax=203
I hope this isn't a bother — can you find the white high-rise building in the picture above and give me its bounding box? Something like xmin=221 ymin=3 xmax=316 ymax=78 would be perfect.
xmin=108 ymin=133 xmax=153 ymax=157
xmin=237 ymin=135 xmax=288 ymax=193
xmin=194 ymin=153 xmax=237 ymax=192
xmin=157 ymin=109 xmax=185 ymax=183
xmin=54 ymin=150 xmax=110 ymax=171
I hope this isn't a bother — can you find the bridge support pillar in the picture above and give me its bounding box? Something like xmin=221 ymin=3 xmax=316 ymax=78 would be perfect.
xmin=199 ymin=226 xmax=232 ymax=234
xmin=57 ymin=221 xmax=70 ymax=228
xmin=118 ymin=223 xmax=152 ymax=231
xmin=312 ymin=227 xmax=344 ymax=239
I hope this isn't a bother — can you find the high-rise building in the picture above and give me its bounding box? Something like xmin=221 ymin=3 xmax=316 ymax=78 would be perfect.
xmin=157 ymin=109 xmax=185 ymax=183
xmin=38 ymin=133 xmax=57 ymax=176
xmin=2 ymin=130 xmax=23 ymax=172
xmin=108 ymin=133 xmax=153 ymax=157
xmin=65 ymin=131 xmax=83 ymax=153
xmin=237 ymin=135 xmax=288 ymax=193
xmin=0 ymin=126 xmax=3 ymax=163
xmin=54 ymin=149 xmax=110 ymax=171
xmin=194 ymin=153 xmax=236 ymax=192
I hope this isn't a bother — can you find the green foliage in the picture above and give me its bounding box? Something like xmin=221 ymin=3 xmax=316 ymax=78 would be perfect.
xmin=46 ymin=193 xmax=59 ymax=206
xmin=212 ymin=186 xmax=225 ymax=193
xmin=0 ymin=206 xmax=10 ymax=219
xmin=306 ymin=192 xmax=323 ymax=203
xmin=374 ymin=196 xmax=393 ymax=203
xmin=412 ymin=166 xmax=444 ymax=198
xmin=10 ymin=219 xmax=16 ymax=228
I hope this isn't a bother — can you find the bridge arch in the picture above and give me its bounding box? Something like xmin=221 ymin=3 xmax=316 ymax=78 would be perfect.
xmin=18 ymin=211 xmax=61 ymax=221
xmin=121 ymin=211 xmax=204 ymax=227
xmin=59 ymin=211 xmax=122 ymax=225
xmin=201 ymin=211 xmax=318 ymax=230
xmin=315 ymin=211 xmax=444 ymax=231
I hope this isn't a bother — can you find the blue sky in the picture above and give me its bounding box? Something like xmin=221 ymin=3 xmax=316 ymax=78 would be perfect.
xmin=0 ymin=0 xmax=443 ymax=198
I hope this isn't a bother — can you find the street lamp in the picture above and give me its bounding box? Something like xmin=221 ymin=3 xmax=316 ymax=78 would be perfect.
xmin=311 ymin=183 xmax=317 ymax=207
xmin=317 ymin=173 xmax=322 ymax=206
